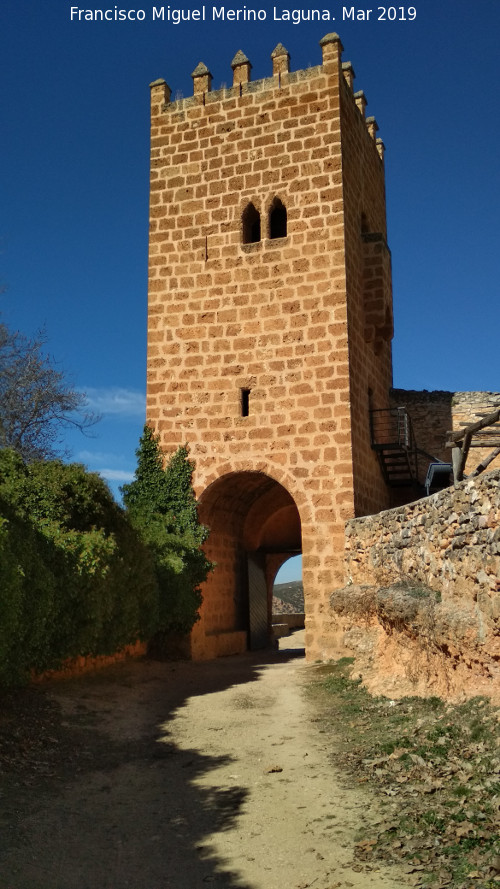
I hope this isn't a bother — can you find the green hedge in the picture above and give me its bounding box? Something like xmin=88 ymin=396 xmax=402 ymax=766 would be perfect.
xmin=0 ymin=450 xmax=159 ymax=684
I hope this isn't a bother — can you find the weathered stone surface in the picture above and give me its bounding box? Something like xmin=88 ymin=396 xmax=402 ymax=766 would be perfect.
xmin=344 ymin=469 xmax=500 ymax=605
xmin=327 ymin=471 xmax=500 ymax=704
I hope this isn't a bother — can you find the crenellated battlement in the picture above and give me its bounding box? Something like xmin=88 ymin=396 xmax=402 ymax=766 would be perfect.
xmin=149 ymin=33 xmax=384 ymax=157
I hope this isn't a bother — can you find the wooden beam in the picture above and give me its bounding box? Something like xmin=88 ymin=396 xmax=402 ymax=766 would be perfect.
xmin=468 ymin=440 xmax=500 ymax=448
xmin=462 ymin=429 xmax=472 ymax=468
xmin=469 ymin=446 xmax=500 ymax=478
xmin=447 ymin=407 xmax=500 ymax=444
xmin=452 ymin=446 xmax=465 ymax=484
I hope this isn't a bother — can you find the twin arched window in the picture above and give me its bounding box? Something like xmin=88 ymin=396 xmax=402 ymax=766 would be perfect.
xmin=242 ymin=198 xmax=287 ymax=244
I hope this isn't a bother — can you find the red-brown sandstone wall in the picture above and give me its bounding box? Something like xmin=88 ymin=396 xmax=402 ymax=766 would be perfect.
xmin=340 ymin=73 xmax=394 ymax=517
xmin=146 ymin=34 xmax=395 ymax=659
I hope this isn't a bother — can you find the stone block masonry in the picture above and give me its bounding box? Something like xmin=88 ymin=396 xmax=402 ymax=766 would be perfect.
xmin=147 ymin=34 xmax=395 ymax=660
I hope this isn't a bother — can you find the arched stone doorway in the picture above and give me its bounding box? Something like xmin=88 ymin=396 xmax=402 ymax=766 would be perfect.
xmin=191 ymin=471 xmax=302 ymax=659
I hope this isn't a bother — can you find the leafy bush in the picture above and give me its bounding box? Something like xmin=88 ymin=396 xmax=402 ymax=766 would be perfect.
xmin=122 ymin=427 xmax=213 ymax=638
xmin=0 ymin=497 xmax=60 ymax=683
xmin=0 ymin=432 xmax=210 ymax=684
xmin=0 ymin=450 xmax=159 ymax=683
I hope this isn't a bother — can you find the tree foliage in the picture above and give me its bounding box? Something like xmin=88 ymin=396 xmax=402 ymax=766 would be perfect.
xmin=0 ymin=450 xmax=159 ymax=684
xmin=122 ymin=426 xmax=212 ymax=636
xmin=0 ymin=321 xmax=98 ymax=461
xmin=0 ymin=427 xmax=212 ymax=684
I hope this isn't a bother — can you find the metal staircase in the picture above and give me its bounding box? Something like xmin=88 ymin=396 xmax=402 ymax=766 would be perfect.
xmin=369 ymin=407 xmax=419 ymax=487
xmin=370 ymin=407 xmax=454 ymax=495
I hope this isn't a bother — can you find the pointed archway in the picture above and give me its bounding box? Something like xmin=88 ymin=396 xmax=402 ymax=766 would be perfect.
xmin=192 ymin=471 xmax=302 ymax=658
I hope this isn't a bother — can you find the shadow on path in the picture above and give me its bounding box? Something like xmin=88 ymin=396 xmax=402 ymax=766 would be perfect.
xmin=0 ymin=642 xmax=305 ymax=889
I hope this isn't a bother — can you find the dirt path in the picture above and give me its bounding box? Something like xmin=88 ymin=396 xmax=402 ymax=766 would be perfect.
xmin=0 ymin=633 xmax=410 ymax=889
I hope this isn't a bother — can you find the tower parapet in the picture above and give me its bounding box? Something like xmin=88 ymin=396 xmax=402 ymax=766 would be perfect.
xmin=191 ymin=62 xmax=213 ymax=97
xmin=342 ymin=61 xmax=356 ymax=89
xmin=231 ymin=50 xmax=252 ymax=87
xmin=149 ymin=32 xmax=384 ymax=157
xmin=354 ymin=89 xmax=367 ymax=117
xmin=271 ymin=43 xmax=290 ymax=77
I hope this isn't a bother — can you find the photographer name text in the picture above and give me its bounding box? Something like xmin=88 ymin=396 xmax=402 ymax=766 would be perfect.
xmin=69 ymin=5 xmax=417 ymax=23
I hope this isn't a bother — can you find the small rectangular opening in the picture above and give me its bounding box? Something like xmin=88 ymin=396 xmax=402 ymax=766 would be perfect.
xmin=241 ymin=388 xmax=250 ymax=417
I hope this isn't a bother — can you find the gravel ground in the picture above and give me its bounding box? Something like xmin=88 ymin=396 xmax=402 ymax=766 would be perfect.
xmin=0 ymin=631 xmax=410 ymax=889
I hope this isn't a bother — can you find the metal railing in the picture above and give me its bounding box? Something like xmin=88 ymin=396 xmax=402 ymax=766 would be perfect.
xmin=369 ymin=407 xmax=419 ymax=485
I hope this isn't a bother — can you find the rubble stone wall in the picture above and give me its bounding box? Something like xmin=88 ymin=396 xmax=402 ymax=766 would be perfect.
xmin=321 ymin=470 xmax=500 ymax=702
xmin=344 ymin=469 xmax=500 ymax=608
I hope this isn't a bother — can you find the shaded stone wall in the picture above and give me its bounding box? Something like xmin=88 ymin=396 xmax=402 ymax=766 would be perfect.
xmin=392 ymin=389 xmax=500 ymax=479
xmin=341 ymin=74 xmax=394 ymax=518
xmin=390 ymin=389 xmax=453 ymax=465
xmin=32 ymin=641 xmax=148 ymax=683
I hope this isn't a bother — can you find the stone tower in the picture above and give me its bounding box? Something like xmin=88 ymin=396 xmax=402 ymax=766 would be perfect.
xmin=147 ymin=33 xmax=394 ymax=661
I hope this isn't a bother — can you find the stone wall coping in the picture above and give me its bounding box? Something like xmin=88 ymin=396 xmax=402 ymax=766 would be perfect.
xmin=231 ymin=50 xmax=251 ymax=69
xmin=271 ymin=43 xmax=290 ymax=59
xmin=191 ymin=61 xmax=212 ymax=78
xmin=346 ymin=467 xmax=500 ymax=532
xmin=391 ymin=388 xmax=500 ymax=402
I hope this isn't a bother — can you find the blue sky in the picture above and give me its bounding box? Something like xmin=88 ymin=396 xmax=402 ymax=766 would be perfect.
xmin=1 ymin=1 xmax=499 ymax=582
